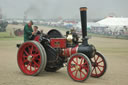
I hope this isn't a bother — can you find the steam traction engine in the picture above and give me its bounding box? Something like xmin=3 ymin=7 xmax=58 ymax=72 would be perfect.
xmin=17 ymin=7 xmax=107 ymax=82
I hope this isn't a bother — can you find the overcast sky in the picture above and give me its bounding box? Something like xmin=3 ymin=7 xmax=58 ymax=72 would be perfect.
xmin=0 ymin=0 xmax=128 ymax=19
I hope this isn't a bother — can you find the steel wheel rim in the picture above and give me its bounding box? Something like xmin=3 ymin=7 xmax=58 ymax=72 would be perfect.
xmin=91 ymin=52 xmax=106 ymax=77
xmin=18 ymin=42 xmax=42 ymax=75
xmin=68 ymin=55 xmax=90 ymax=81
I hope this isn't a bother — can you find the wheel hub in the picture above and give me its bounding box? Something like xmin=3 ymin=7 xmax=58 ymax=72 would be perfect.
xmin=75 ymin=65 xmax=80 ymax=71
xmin=27 ymin=55 xmax=33 ymax=62
xmin=92 ymin=62 xmax=98 ymax=67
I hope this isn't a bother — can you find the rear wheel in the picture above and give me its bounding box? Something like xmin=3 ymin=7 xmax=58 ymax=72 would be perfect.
xmin=67 ymin=53 xmax=91 ymax=82
xmin=17 ymin=41 xmax=47 ymax=76
xmin=91 ymin=52 xmax=107 ymax=78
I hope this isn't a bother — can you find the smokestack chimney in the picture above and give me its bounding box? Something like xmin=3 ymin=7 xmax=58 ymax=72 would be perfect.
xmin=80 ymin=7 xmax=88 ymax=45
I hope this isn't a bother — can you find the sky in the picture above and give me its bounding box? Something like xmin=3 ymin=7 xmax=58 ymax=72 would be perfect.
xmin=0 ymin=0 xmax=128 ymax=19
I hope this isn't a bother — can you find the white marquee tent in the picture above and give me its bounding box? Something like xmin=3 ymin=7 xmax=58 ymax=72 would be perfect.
xmin=97 ymin=17 xmax=128 ymax=26
xmin=96 ymin=17 xmax=128 ymax=32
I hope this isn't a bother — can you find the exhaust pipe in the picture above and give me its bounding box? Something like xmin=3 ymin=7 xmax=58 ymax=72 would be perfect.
xmin=80 ymin=7 xmax=88 ymax=45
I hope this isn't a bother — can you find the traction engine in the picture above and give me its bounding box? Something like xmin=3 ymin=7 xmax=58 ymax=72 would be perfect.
xmin=17 ymin=7 xmax=107 ymax=82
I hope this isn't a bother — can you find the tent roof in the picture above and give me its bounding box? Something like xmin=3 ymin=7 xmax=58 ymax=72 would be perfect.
xmin=97 ymin=17 xmax=128 ymax=26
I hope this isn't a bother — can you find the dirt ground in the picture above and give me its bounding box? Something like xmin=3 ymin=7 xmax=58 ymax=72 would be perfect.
xmin=0 ymin=25 xmax=128 ymax=85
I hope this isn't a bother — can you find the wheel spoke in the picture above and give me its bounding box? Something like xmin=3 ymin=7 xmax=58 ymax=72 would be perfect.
xmin=98 ymin=65 xmax=104 ymax=67
xmin=32 ymin=54 xmax=40 ymax=61
xmin=72 ymin=59 xmax=78 ymax=65
xmin=92 ymin=67 xmax=95 ymax=73
xmin=95 ymin=67 xmax=97 ymax=76
xmin=23 ymin=59 xmax=28 ymax=63
xmin=23 ymin=55 xmax=28 ymax=58
xmin=33 ymin=63 xmax=37 ymax=70
xmin=33 ymin=61 xmax=39 ymax=67
xmin=98 ymin=60 xmax=103 ymax=64
xmin=80 ymin=71 xmax=82 ymax=79
xmin=82 ymin=66 xmax=88 ymax=71
xmin=81 ymin=70 xmax=87 ymax=77
xmin=28 ymin=47 xmax=31 ymax=53
xmin=71 ymin=69 xmax=76 ymax=73
xmin=96 ymin=55 xmax=100 ymax=62
xmin=82 ymin=61 xmax=87 ymax=66
xmin=30 ymin=45 xmax=34 ymax=54
xmin=34 ymin=65 xmax=36 ymax=70
xmin=33 ymin=53 xmax=40 ymax=57
xmin=75 ymin=70 xmax=78 ymax=78
xmin=24 ymin=50 xmax=29 ymax=56
xmin=30 ymin=63 xmax=32 ymax=71
xmin=97 ymin=66 xmax=102 ymax=72
xmin=80 ymin=58 xmax=83 ymax=65
xmin=76 ymin=57 xmax=78 ymax=64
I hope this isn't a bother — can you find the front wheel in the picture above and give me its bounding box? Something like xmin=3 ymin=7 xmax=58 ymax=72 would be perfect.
xmin=91 ymin=52 xmax=107 ymax=78
xmin=67 ymin=53 xmax=91 ymax=82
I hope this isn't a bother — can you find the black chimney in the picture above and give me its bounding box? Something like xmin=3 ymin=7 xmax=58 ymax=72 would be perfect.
xmin=80 ymin=7 xmax=88 ymax=45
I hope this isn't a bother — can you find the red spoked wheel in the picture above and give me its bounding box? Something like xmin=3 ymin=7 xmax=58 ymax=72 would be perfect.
xmin=67 ymin=53 xmax=91 ymax=82
xmin=91 ymin=52 xmax=107 ymax=78
xmin=17 ymin=41 xmax=47 ymax=76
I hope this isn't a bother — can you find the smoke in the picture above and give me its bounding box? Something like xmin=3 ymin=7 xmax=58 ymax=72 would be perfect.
xmin=32 ymin=0 xmax=128 ymax=19
xmin=28 ymin=0 xmax=127 ymax=20
xmin=0 ymin=0 xmax=128 ymax=19
xmin=24 ymin=4 xmax=42 ymax=19
xmin=30 ymin=0 xmax=84 ymax=19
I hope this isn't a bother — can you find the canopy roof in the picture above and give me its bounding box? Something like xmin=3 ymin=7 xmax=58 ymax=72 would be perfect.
xmin=97 ymin=17 xmax=128 ymax=26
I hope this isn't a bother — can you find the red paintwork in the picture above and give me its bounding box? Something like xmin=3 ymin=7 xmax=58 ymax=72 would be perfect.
xmin=62 ymin=45 xmax=78 ymax=57
xmin=50 ymin=38 xmax=66 ymax=48
xmin=68 ymin=55 xmax=90 ymax=81
xmin=17 ymin=42 xmax=41 ymax=75
xmin=34 ymin=35 xmax=40 ymax=42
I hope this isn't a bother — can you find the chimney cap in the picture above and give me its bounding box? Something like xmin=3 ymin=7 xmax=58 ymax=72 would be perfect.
xmin=80 ymin=7 xmax=87 ymax=11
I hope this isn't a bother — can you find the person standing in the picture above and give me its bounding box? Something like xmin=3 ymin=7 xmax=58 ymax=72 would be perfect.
xmin=24 ymin=21 xmax=35 ymax=42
